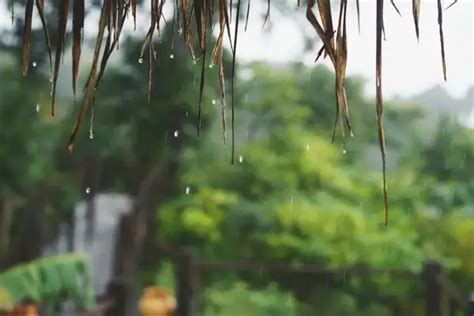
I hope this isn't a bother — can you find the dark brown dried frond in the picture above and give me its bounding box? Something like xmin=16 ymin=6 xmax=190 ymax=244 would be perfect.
xmin=35 ymin=0 xmax=52 ymax=71
xmin=72 ymin=0 xmax=85 ymax=97
xmin=67 ymin=1 xmax=109 ymax=153
xmin=21 ymin=0 xmax=34 ymax=76
xmin=231 ymin=0 xmax=242 ymax=164
xmin=412 ymin=0 xmax=421 ymax=40
xmin=437 ymin=0 xmax=447 ymax=81
xmin=391 ymin=0 xmax=401 ymax=16
xmin=376 ymin=0 xmax=388 ymax=226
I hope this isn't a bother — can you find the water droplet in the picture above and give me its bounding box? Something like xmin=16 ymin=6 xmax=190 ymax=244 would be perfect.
xmin=208 ymin=63 xmax=215 ymax=69
xmin=306 ymin=144 xmax=310 ymax=151
xmin=350 ymin=131 xmax=354 ymax=138
xmin=49 ymin=77 xmax=53 ymax=83
xmin=35 ymin=104 xmax=40 ymax=112
xmin=185 ymin=186 xmax=191 ymax=195
xmin=342 ymin=149 xmax=347 ymax=155
xmin=85 ymin=187 xmax=91 ymax=194
xmin=212 ymin=99 xmax=217 ymax=105
xmin=185 ymin=111 xmax=189 ymax=117
xmin=178 ymin=28 xmax=183 ymax=35
xmin=169 ymin=54 xmax=175 ymax=59
xmin=138 ymin=58 xmax=144 ymax=64
xmin=192 ymin=59 xmax=197 ymax=65
xmin=32 ymin=61 xmax=37 ymax=67
xmin=173 ymin=130 xmax=179 ymax=138
xmin=89 ymin=130 xmax=94 ymax=139
xmin=238 ymin=155 xmax=244 ymax=163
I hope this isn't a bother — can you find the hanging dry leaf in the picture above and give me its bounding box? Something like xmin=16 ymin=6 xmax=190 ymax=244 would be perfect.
xmin=412 ymin=0 xmax=421 ymax=40
xmin=376 ymin=0 xmax=388 ymax=226
xmin=72 ymin=0 xmax=85 ymax=97
xmin=437 ymin=0 xmax=447 ymax=81
xmin=21 ymin=0 xmax=34 ymax=76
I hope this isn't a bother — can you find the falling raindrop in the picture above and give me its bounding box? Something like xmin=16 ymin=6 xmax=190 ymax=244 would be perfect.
xmin=306 ymin=144 xmax=310 ymax=151
xmin=185 ymin=186 xmax=191 ymax=195
xmin=238 ymin=155 xmax=244 ymax=163
xmin=173 ymin=130 xmax=179 ymax=138
xmin=36 ymin=104 xmax=40 ymax=112
xmin=32 ymin=61 xmax=37 ymax=68
xmin=85 ymin=187 xmax=91 ymax=194
xmin=209 ymin=63 xmax=215 ymax=69
xmin=169 ymin=54 xmax=175 ymax=59
xmin=138 ymin=58 xmax=144 ymax=64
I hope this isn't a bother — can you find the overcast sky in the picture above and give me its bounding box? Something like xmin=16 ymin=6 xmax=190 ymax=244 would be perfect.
xmin=237 ymin=0 xmax=473 ymax=99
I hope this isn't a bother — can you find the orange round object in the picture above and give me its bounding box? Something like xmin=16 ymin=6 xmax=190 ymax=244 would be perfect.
xmin=138 ymin=287 xmax=176 ymax=316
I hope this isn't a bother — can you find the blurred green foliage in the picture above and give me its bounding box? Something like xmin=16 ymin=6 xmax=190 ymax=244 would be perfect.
xmin=0 ymin=29 xmax=472 ymax=314
xmin=158 ymin=63 xmax=473 ymax=314
xmin=0 ymin=254 xmax=95 ymax=311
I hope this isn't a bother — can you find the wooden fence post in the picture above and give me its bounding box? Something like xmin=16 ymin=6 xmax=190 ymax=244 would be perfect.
xmin=176 ymin=248 xmax=197 ymax=316
xmin=423 ymin=261 xmax=442 ymax=316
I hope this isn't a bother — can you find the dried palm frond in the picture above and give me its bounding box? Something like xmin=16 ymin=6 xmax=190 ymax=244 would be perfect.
xmin=376 ymin=0 xmax=388 ymax=226
xmin=21 ymin=0 xmax=34 ymax=76
xmin=17 ymin=0 xmax=457 ymax=224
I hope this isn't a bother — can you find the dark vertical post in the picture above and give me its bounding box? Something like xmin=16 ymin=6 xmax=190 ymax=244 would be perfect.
xmin=105 ymin=279 xmax=128 ymax=316
xmin=423 ymin=261 xmax=442 ymax=316
xmin=176 ymin=248 xmax=197 ymax=316
xmin=467 ymin=292 xmax=474 ymax=316
xmin=449 ymin=298 xmax=457 ymax=316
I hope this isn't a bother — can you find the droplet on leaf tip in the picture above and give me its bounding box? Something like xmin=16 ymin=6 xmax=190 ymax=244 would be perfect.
xmin=138 ymin=58 xmax=144 ymax=64
xmin=185 ymin=186 xmax=190 ymax=195
xmin=32 ymin=61 xmax=37 ymax=67
xmin=238 ymin=156 xmax=244 ymax=163
xmin=173 ymin=130 xmax=179 ymax=138
xmin=170 ymin=54 xmax=175 ymax=59
xmin=36 ymin=104 xmax=40 ymax=112
xmin=209 ymin=63 xmax=215 ymax=69
xmin=85 ymin=187 xmax=91 ymax=194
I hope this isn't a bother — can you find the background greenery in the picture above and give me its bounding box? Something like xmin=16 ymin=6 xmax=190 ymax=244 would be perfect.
xmin=0 ymin=9 xmax=472 ymax=314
